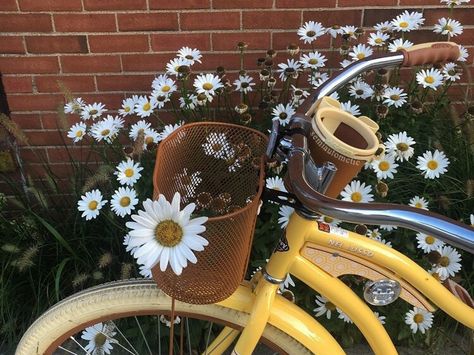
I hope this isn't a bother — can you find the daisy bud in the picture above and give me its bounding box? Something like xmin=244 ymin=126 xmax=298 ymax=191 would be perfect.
xmin=410 ymin=100 xmax=424 ymax=114
xmin=177 ymin=65 xmax=190 ymax=80
xmin=376 ymin=181 xmax=389 ymax=198
xmin=216 ymin=66 xmax=226 ymax=76
xmin=237 ymin=41 xmax=248 ymax=51
xmin=341 ymin=33 xmax=351 ymax=42
xmin=196 ymin=192 xmax=212 ymax=209
xmin=265 ymin=59 xmax=274 ymax=68
xmin=287 ymin=43 xmax=300 ymax=56
xmin=375 ymin=131 xmax=383 ymax=142
xmin=239 ymin=69 xmax=247 ymax=76
xmin=376 ymin=68 xmax=390 ymax=84
xmin=376 ymin=104 xmax=389 ymax=119
xmin=196 ymin=93 xmax=207 ymax=105
xmin=268 ymin=77 xmax=277 ymax=89
xmin=257 ymin=57 xmax=266 ymax=67
xmin=427 ymin=250 xmax=441 ymax=264
xmin=355 ymin=27 xmax=365 ymax=37
xmin=339 ymin=44 xmax=350 ymax=56
xmin=235 ymin=103 xmax=249 ymax=114
xmin=266 ymin=49 xmax=277 ymax=58
xmin=260 ymin=69 xmax=270 ymax=81
xmin=375 ymin=143 xmax=385 ymax=156
xmin=259 ymin=101 xmax=270 ymax=110
xmin=280 ymin=289 xmax=296 ymax=303
xmin=354 ymin=224 xmax=368 ymax=235
xmin=266 ymin=158 xmax=279 ymax=169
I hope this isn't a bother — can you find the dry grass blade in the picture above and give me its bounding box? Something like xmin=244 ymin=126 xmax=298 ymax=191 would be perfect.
xmin=81 ymin=165 xmax=114 ymax=193
xmin=0 ymin=113 xmax=29 ymax=145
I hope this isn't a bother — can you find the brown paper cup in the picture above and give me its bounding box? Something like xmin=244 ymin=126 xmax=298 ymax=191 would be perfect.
xmin=308 ymin=107 xmax=379 ymax=198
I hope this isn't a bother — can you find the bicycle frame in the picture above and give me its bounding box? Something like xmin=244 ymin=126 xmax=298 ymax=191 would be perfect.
xmin=214 ymin=211 xmax=474 ymax=355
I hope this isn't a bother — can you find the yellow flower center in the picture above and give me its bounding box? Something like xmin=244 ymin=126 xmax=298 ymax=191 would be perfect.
xmin=143 ymin=102 xmax=152 ymax=111
xmin=445 ymin=25 xmax=453 ymax=32
xmin=120 ymin=196 xmax=131 ymax=207
xmin=323 ymin=216 xmax=334 ymax=223
xmin=309 ymin=58 xmax=319 ymax=65
xmin=155 ymin=220 xmax=183 ymax=247
xmin=390 ymin=94 xmax=400 ymax=101
xmin=211 ymin=143 xmax=222 ymax=152
xmin=415 ymin=202 xmax=423 ymax=208
xmin=326 ymin=301 xmax=336 ymax=311
xmin=124 ymin=168 xmax=134 ymax=178
xmin=413 ymin=314 xmax=424 ymax=324
xmin=145 ymin=136 xmax=154 ymax=145
xmin=379 ymin=161 xmax=390 ymax=171
xmin=125 ymin=106 xmax=131 ymax=112
xmin=351 ymin=192 xmax=363 ymax=202
xmin=375 ymin=38 xmax=383 ymax=44
xmin=88 ymin=200 xmax=98 ymax=210
xmin=203 ymin=83 xmax=213 ymax=91
xmin=356 ymin=53 xmax=366 ymax=60
xmin=75 ymin=130 xmax=83 ymax=138
xmin=396 ymin=142 xmax=409 ymax=151
xmin=439 ymin=256 xmax=450 ymax=267
xmin=425 ymin=76 xmax=435 ymax=84
xmin=427 ymin=160 xmax=438 ymax=170
xmin=162 ymin=85 xmax=171 ymax=92
xmin=399 ymin=21 xmax=409 ymax=28
xmin=94 ymin=332 xmax=107 ymax=346
xmin=89 ymin=109 xmax=98 ymax=115
xmin=425 ymin=235 xmax=435 ymax=245
xmin=101 ymin=129 xmax=110 ymax=137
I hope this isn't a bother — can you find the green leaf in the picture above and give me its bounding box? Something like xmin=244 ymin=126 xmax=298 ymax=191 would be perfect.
xmin=55 ymin=257 xmax=71 ymax=302
xmin=31 ymin=213 xmax=77 ymax=258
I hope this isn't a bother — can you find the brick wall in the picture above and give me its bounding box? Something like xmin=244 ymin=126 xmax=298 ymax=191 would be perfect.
xmin=0 ymin=0 xmax=473 ymax=191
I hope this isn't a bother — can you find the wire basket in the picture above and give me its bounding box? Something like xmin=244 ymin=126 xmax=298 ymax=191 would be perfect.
xmin=152 ymin=122 xmax=268 ymax=304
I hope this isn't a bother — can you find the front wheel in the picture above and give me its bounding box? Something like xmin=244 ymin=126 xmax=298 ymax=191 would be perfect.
xmin=16 ymin=279 xmax=310 ymax=354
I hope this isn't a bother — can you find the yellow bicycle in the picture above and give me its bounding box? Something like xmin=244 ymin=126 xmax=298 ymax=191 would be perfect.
xmin=17 ymin=42 xmax=474 ymax=355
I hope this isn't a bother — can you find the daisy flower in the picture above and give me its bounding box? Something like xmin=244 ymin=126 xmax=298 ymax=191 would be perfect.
xmin=81 ymin=322 xmax=118 ymax=355
xmin=110 ymin=187 xmax=139 ymax=217
xmin=442 ymin=62 xmax=461 ymax=81
xmin=314 ymin=295 xmax=337 ymax=319
xmin=151 ymin=74 xmax=177 ymax=97
xmin=371 ymin=154 xmax=399 ymax=180
xmin=177 ymin=46 xmax=202 ymax=65
xmin=441 ymin=0 xmax=470 ymax=4
xmin=125 ymin=193 xmax=209 ymax=275
xmin=81 ymin=102 xmax=106 ymax=121
xmin=297 ymin=21 xmax=326 ymax=44
xmin=129 ymin=120 xmax=151 ymax=141
xmin=290 ymin=85 xmax=310 ymax=106
xmin=278 ymin=205 xmax=294 ymax=229
xmin=194 ymin=73 xmax=223 ymax=100
xmin=64 ymin=97 xmax=85 ymax=114
xmin=135 ymin=96 xmax=158 ymax=118
xmin=374 ymin=21 xmax=394 ymax=32
xmin=380 ymin=224 xmax=398 ymax=232
xmin=118 ymin=97 xmax=136 ymax=117
xmin=409 ymin=196 xmax=429 ymax=210
xmin=166 ymin=57 xmax=189 ymax=76
xmin=327 ymin=25 xmax=343 ymax=38
xmin=115 ymin=159 xmax=144 ymax=186
xmin=349 ymin=80 xmax=374 ymax=100
xmin=266 ymin=176 xmax=287 ymax=192
xmin=416 ymin=149 xmax=450 ymax=179
xmin=279 ymin=273 xmax=295 ymax=292
xmin=90 ymin=116 xmax=120 ymax=143
xmin=317 ymin=215 xmax=341 ymax=226
xmin=158 ymin=122 xmax=182 ymax=142
xmin=340 ymin=101 xmax=361 ymax=116
xmin=160 ymin=315 xmax=181 ymax=328
xmin=179 ymin=94 xmax=197 ymax=110
xmin=434 ymin=245 xmax=462 ymax=279
xmin=272 ymin=103 xmax=295 ymax=126
xmin=368 ymin=31 xmax=390 ymax=46
xmin=329 ymin=91 xmax=340 ymax=101
xmin=67 ymin=122 xmax=87 ymax=143
xmin=175 ymin=168 xmax=202 ymax=203
xmin=388 ymin=38 xmax=414 ymax=52
xmin=341 ymin=25 xmax=358 ymax=39
xmin=299 ymin=51 xmax=327 ymax=69
xmin=349 ymin=44 xmax=374 ymax=61
xmin=139 ymin=265 xmax=152 ymax=278
xmin=374 ymin=312 xmax=386 ymax=325
xmin=340 ymin=180 xmax=374 ymax=203
xmin=277 ymin=59 xmax=302 ymax=81
xmin=202 ymin=132 xmax=234 ymax=159
xmin=337 ymin=308 xmax=353 ymax=323
xmin=233 ymin=75 xmax=255 ymax=93
xmin=383 ymin=87 xmax=407 ymax=108
xmin=458 ymin=45 xmax=469 ymax=62
xmin=392 ymin=11 xmax=424 ymax=32
xmin=416 ymin=232 xmax=445 ymax=253
xmin=433 ymin=17 xmax=463 ymax=37
xmin=77 ymin=189 xmax=106 ymax=221
xmin=405 ymin=307 xmax=433 ymax=334
xmin=340 ymin=59 xmax=353 ymax=69
xmin=416 ymin=68 xmax=444 ymax=90
xmin=385 ymin=131 xmax=416 ymax=161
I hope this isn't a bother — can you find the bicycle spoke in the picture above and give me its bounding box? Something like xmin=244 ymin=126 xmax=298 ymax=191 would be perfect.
xmin=185 ymin=318 xmax=192 ymax=354
xmin=68 ymin=335 xmax=89 ymax=354
xmin=158 ymin=316 xmax=162 ymax=355
xmin=58 ymin=344 xmax=80 ymax=355
xmin=134 ymin=316 xmax=153 ymax=355
xmin=110 ymin=320 xmax=139 ymax=355
xmin=204 ymin=322 xmax=214 ymax=355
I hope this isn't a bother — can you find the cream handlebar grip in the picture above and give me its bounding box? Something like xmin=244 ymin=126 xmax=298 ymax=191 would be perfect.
xmin=401 ymin=42 xmax=460 ymax=67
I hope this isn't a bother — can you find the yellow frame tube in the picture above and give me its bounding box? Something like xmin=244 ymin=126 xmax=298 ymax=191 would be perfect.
xmin=203 ymin=327 xmax=240 ymax=355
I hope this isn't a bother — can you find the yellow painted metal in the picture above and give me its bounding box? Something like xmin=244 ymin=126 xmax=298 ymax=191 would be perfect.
xmin=218 ymin=284 xmax=345 ymax=354
xmin=307 ymin=222 xmax=474 ymax=329
xmin=203 ymin=327 xmax=240 ymax=355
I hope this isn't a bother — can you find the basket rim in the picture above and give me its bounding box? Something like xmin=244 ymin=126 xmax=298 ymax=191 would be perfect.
xmin=152 ymin=121 xmax=268 ymax=222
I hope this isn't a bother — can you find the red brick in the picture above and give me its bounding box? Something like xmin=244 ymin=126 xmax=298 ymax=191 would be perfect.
xmin=35 ymin=76 xmax=96 ymax=93
xmin=338 ymin=0 xmax=396 ymax=5
xmin=150 ymin=0 xmax=209 ymax=9
xmin=80 ymin=93 xmax=125 ymax=109
xmin=88 ymin=35 xmax=149 ymax=53
xmin=424 ymin=8 xmax=474 ymax=24
xmin=276 ymin=0 xmax=334 ymax=7
xmin=61 ymin=55 xmax=122 ymax=73
xmin=19 ymin=147 xmax=48 ymax=163
xmin=18 ymin=0 xmax=82 ymax=11
xmin=83 ymin=0 xmax=146 ymax=10
xmin=363 ymin=9 xmax=416 ymax=27
xmin=304 ymin=10 xmax=362 ymax=27
xmin=181 ymin=12 xmax=240 ymax=30
xmin=96 ymin=74 xmax=154 ymax=91
xmin=272 ymin=31 xmax=331 ymax=50
xmin=2 ymin=76 xmax=32 ymax=93
xmin=0 ymin=14 xmax=52 ymax=33
xmin=212 ymin=32 xmax=271 ymax=51
xmin=54 ymin=14 xmax=117 ymax=32
xmin=452 ymin=29 xmax=474 ymax=46
xmin=213 ymin=0 xmax=272 ymax=8
xmin=41 ymin=113 xmax=71 ymax=129
xmin=7 ymin=94 xmax=63 ymax=112
xmin=47 ymin=147 xmax=101 ymax=163
xmin=28 ymin=163 xmax=74 ymax=179
xmin=243 ymin=11 xmax=300 ymax=29
xmin=26 ymin=36 xmax=88 ymax=54
xmin=121 ymin=53 xmax=173 ymax=72
xmin=406 ymin=29 xmax=443 ymax=44
xmin=151 ymin=33 xmax=211 ymax=51
xmin=193 ymin=53 xmax=240 ymax=71
xmin=399 ymin=0 xmax=441 ymax=4
xmin=0 ymin=36 xmax=25 ymax=54
xmin=117 ymin=13 xmax=178 ymax=31
xmin=0 ymin=0 xmax=18 ymax=10
xmin=10 ymin=113 xmax=42 ymax=129
xmin=0 ymin=57 xmax=59 ymax=74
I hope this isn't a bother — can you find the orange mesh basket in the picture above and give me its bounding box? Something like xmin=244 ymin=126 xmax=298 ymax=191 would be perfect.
xmin=151 ymin=122 xmax=268 ymax=304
